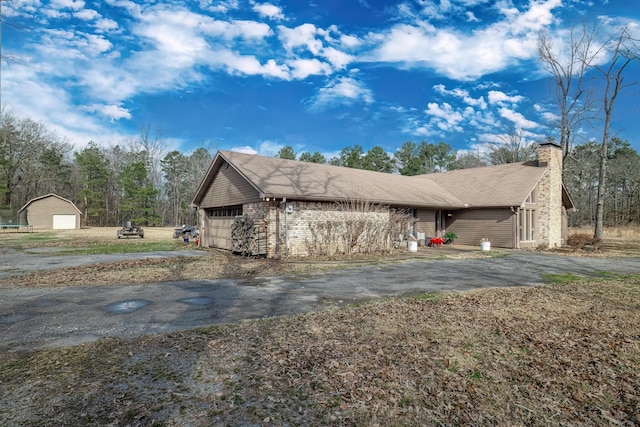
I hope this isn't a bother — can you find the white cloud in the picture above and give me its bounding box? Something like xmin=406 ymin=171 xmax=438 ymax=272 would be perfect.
xmin=322 ymin=46 xmax=354 ymax=69
xmin=369 ymin=0 xmax=563 ymax=80
xmin=466 ymin=11 xmax=480 ymax=22
xmin=3 ymin=65 xmax=130 ymax=148
xmin=74 ymin=8 xmax=98 ymax=20
xmin=258 ymin=140 xmax=284 ymax=156
xmin=2 ymin=0 xmax=42 ymax=17
xmin=8 ymin=0 xmax=627 ymax=153
xmin=487 ymin=90 xmax=523 ymax=105
xmin=309 ymin=76 xmax=374 ymax=110
xmin=403 ymin=81 xmax=536 ymax=138
xmin=209 ymin=51 xmax=290 ymax=78
xmin=498 ymin=107 xmax=538 ymax=129
xmin=103 ymin=0 xmax=142 ymax=18
xmin=95 ymin=18 xmax=119 ymax=32
xmin=433 ymin=84 xmax=487 ymax=109
xmin=200 ymin=0 xmax=240 ymax=13
xmin=260 ymin=59 xmax=292 ymax=79
xmin=42 ymin=8 xmax=64 ymax=18
xmin=340 ymin=34 xmax=361 ymax=48
xmin=82 ymin=34 xmax=113 ymax=56
xmin=541 ymin=111 xmax=559 ymax=122
xmin=287 ymin=58 xmax=332 ymax=79
xmin=253 ymin=3 xmax=284 ymax=20
xmin=200 ymin=19 xmax=273 ymax=40
xmin=509 ymin=0 xmax=561 ymax=32
xmin=277 ymin=23 xmax=353 ymax=72
xmin=425 ymin=102 xmax=464 ymax=131
xmin=278 ymin=23 xmax=324 ymax=55
xmin=230 ymin=146 xmax=258 ymax=154
xmin=51 ymin=0 xmax=85 ymax=10
xmin=85 ymin=104 xmax=132 ymax=120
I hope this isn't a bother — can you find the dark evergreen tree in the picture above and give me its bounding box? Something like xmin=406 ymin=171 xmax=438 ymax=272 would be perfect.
xmin=363 ymin=146 xmax=394 ymax=173
xmin=299 ymin=151 xmax=326 ymax=163
xmin=74 ymin=142 xmax=111 ymax=226
xmin=276 ymin=146 xmax=296 ymax=160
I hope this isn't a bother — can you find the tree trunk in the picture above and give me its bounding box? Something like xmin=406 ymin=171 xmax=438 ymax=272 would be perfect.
xmin=594 ymin=134 xmax=608 ymax=239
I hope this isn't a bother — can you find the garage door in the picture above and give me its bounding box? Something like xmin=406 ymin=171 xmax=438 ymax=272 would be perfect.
xmin=52 ymin=214 xmax=76 ymax=229
xmin=207 ymin=217 xmax=234 ymax=250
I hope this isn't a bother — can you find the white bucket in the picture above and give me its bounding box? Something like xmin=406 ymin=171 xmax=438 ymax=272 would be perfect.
xmin=480 ymin=241 xmax=491 ymax=251
xmin=408 ymin=240 xmax=418 ymax=252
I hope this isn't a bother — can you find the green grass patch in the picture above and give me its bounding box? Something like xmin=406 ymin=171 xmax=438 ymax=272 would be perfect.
xmin=19 ymin=232 xmax=62 ymax=241
xmin=415 ymin=292 xmax=444 ymax=303
xmin=26 ymin=241 xmax=184 ymax=255
xmin=1 ymin=232 xmax=64 ymax=245
xmin=595 ymin=271 xmax=623 ymax=279
xmin=542 ymin=272 xmax=582 ymax=284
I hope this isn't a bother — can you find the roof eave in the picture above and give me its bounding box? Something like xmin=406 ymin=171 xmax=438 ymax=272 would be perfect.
xmin=192 ymin=151 xmax=266 ymax=206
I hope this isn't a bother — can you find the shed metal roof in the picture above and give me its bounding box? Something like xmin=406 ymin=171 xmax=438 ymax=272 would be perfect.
xmin=18 ymin=193 xmax=82 ymax=214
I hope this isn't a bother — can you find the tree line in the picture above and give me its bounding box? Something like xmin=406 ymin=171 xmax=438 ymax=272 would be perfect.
xmin=276 ymin=138 xmax=640 ymax=227
xmin=0 ymin=113 xmax=212 ymax=227
xmin=1 ymin=107 xmax=638 ymax=228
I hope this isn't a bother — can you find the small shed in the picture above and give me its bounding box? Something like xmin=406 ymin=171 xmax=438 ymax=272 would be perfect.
xmin=19 ymin=194 xmax=82 ymax=230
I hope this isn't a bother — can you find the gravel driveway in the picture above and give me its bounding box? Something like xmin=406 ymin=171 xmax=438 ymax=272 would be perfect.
xmin=2 ymin=251 xmax=639 ymax=352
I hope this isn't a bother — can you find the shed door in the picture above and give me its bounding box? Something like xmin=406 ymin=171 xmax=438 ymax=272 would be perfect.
xmin=52 ymin=214 xmax=76 ymax=229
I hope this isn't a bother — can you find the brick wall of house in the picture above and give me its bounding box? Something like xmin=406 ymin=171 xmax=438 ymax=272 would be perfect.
xmin=246 ymin=200 xmax=394 ymax=258
xmin=536 ymin=143 xmax=563 ymax=248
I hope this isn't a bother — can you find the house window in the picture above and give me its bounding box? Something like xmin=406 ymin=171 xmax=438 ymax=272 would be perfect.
xmin=525 ymin=189 xmax=537 ymax=204
xmin=207 ymin=206 xmax=243 ymax=217
xmin=519 ymin=208 xmax=536 ymax=242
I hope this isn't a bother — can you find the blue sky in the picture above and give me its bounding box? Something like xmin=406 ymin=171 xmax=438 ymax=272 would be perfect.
xmin=3 ymin=0 xmax=639 ymax=159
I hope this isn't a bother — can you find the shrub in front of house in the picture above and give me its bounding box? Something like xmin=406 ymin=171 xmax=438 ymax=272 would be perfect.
xmin=566 ymin=233 xmax=602 ymax=250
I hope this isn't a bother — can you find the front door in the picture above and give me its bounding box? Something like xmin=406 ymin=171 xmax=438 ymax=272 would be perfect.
xmin=436 ymin=210 xmax=445 ymax=237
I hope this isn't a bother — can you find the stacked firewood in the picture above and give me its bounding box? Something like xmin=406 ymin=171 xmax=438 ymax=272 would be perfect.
xmin=231 ymin=215 xmax=267 ymax=256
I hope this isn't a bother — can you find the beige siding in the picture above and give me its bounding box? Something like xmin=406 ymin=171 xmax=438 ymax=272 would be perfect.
xmin=200 ymin=165 xmax=260 ymax=208
xmin=26 ymin=196 xmax=80 ymax=229
xmin=446 ymin=209 xmax=515 ymax=248
xmin=415 ymin=209 xmax=436 ymax=237
xmin=205 ymin=217 xmax=235 ymax=250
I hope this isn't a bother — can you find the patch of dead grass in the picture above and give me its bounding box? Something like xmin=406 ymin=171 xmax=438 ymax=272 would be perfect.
xmin=1 ymin=277 xmax=639 ymax=426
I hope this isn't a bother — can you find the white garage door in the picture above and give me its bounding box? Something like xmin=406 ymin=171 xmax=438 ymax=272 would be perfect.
xmin=52 ymin=214 xmax=76 ymax=229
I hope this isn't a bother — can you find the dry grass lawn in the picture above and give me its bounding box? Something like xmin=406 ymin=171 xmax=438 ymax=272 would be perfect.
xmin=1 ymin=278 xmax=639 ymax=426
xmin=0 ymin=226 xmax=639 ymax=426
xmin=0 ymin=226 xmax=502 ymax=289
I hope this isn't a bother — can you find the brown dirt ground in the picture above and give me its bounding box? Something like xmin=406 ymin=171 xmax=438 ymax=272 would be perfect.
xmin=0 ymin=227 xmax=639 ymax=426
xmin=0 ymin=226 xmax=504 ymax=288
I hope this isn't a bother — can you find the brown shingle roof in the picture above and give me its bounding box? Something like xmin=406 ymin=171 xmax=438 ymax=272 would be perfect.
xmin=421 ymin=161 xmax=546 ymax=208
xmin=214 ymin=150 xmax=464 ymax=208
xmin=193 ymin=150 xmax=548 ymax=209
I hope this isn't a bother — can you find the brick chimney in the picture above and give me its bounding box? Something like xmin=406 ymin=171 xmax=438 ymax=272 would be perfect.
xmin=536 ymin=142 xmax=563 ymax=248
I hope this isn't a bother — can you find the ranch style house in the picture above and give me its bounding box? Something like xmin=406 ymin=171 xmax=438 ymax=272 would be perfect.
xmin=192 ymin=142 xmax=573 ymax=258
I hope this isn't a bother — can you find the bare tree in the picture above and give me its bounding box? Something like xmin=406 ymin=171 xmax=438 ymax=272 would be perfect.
xmin=592 ymin=26 xmax=639 ymax=239
xmin=486 ymin=128 xmax=537 ymax=165
xmin=452 ymin=151 xmax=487 ymax=170
xmin=127 ymin=123 xmax=167 ymax=186
xmin=538 ymin=23 xmax=598 ymax=160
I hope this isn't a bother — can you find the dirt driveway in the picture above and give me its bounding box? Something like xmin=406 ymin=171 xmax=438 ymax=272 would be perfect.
xmin=2 ymin=251 xmax=640 ymax=352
